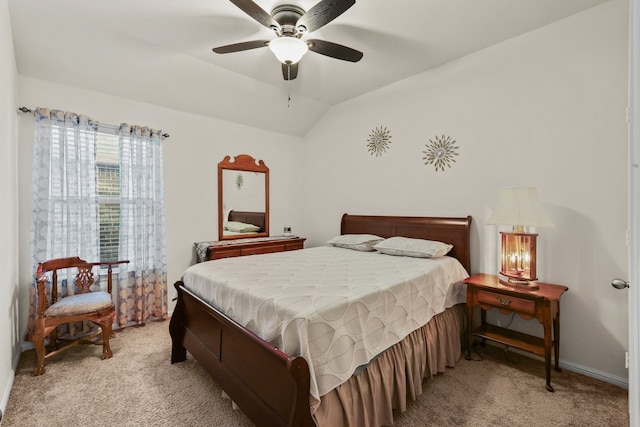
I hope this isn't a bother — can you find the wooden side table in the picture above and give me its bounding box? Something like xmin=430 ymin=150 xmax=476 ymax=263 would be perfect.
xmin=465 ymin=273 xmax=568 ymax=392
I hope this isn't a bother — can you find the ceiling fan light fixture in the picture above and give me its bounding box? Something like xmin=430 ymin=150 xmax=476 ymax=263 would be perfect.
xmin=269 ymin=37 xmax=308 ymax=64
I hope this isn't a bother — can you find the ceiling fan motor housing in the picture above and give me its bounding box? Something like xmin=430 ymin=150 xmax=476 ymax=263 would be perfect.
xmin=271 ymin=4 xmax=306 ymax=35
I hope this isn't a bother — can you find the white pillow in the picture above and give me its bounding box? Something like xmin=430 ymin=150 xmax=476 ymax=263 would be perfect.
xmin=327 ymin=234 xmax=385 ymax=252
xmin=373 ymin=236 xmax=453 ymax=258
xmin=224 ymin=221 xmax=261 ymax=233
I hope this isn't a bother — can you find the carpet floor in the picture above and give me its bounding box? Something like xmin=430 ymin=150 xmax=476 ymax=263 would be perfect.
xmin=2 ymin=320 xmax=629 ymax=426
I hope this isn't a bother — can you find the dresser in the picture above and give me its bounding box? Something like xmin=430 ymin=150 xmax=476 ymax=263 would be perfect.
xmin=205 ymin=236 xmax=306 ymax=260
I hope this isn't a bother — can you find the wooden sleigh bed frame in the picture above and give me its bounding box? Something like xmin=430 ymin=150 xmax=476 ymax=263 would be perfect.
xmin=169 ymin=214 xmax=472 ymax=427
xmin=227 ymin=210 xmax=267 ymax=232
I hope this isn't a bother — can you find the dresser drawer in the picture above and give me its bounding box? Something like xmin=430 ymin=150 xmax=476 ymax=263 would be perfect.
xmin=477 ymin=290 xmax=535 ymax=314
xmin=241 ymin=244 xmax=285 ymax=256
xmin=284 ymin=241 xmax=304 ymax=251
xmin=206 ymin=237 xmax=305 ymax=260
xmin=210 ymin=248 xmax=242 ymax=259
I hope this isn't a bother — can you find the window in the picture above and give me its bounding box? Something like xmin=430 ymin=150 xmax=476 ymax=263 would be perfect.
xmin=30 ymin=107 xmax=168 ymax=329
xmin=96 ymin=132 xmax=121 ymax=263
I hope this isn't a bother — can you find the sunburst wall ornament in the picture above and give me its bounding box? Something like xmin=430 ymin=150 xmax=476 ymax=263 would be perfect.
xmin=367 ymin=126 xmax=392 ymax=157
xmin=423 ymin=134 xmax=459 ymax=172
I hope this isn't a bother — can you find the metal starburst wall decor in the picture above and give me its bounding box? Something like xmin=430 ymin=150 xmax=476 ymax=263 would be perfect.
xmin=423 ymin=134 xmax=459 ymax=172
xmin=367 ymin=126 xmax=392 ymax=157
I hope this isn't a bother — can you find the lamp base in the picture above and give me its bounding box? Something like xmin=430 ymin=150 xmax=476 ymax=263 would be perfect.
xmin=498 ymin=275 xmax=540 ymax=290
xmin=498 ymin=231 xmax=538 ymax=286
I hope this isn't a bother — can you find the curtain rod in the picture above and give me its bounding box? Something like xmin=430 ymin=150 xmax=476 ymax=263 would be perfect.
xmin=17 ymin=107 xmax=170 ymax=139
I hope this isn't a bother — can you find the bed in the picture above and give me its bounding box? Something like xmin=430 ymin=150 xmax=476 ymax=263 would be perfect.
xmin=226 ymin=210 xmax=266 ymax=232
xmin=169 ymin=214 xmax=472 ymax=427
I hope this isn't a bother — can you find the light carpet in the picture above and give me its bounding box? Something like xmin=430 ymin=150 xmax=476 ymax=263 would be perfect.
xmin=2 ymin=320 xmax=629 ymax=426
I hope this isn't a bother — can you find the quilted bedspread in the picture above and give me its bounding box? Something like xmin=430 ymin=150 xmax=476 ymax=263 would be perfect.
xmin=181 ymin=246 xmax=469 ymax=402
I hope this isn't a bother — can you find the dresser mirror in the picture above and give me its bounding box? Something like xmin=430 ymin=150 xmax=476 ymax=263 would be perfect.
xmin=218 ymin=154 xmax=269 ymax=240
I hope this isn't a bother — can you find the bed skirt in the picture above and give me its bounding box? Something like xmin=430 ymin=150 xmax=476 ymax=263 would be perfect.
xmin=312 ymin=303 xmax=466 ymax=427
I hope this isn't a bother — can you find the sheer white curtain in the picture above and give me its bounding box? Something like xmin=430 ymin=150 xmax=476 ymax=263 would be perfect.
xmin=116 ymin=124 xmax=168 ymax=327
xmin=27 ymin=109 xmax=168 ymax=337
xmin=28 ymin=108 xmax=100 ymax=337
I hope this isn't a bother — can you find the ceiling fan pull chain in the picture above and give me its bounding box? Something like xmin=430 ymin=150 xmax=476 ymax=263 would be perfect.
xmin=287 ymin=63 xmax=291 ymax=108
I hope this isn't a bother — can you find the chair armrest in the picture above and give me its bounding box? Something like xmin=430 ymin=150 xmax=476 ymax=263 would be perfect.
xmin=88 ymin=260 xmax=130 ymax=269
xmin=35 ymin=275 xmax=50 ymax=316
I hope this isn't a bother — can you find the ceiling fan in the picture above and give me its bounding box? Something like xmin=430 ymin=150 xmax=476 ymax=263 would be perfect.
xmin=213 ymin=0 xmax=363 ymax=80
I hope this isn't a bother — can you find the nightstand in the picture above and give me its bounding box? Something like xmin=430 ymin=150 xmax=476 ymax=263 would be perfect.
xmin=464 ymin=273 xmax=568 ymax=392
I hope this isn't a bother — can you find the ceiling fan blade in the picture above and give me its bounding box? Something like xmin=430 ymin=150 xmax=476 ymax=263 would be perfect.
xmin=229 ymin=0 xmax=279 ymax=30
xmin=213 ymin=40 xmax=269 ymax=54
xmin=297 ymin=0 xmax=355 ymax=33
xmin=282 ymin=62 xmax=299 ymax=80
xmin=307 ymin=39 xmax=363 ymax=62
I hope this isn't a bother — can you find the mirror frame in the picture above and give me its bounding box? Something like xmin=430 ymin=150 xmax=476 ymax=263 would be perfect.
xmin=218 ymin=154 xmax=270 ymax=240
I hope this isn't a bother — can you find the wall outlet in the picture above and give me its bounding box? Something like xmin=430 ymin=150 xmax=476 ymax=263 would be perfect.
xmin=626 ymin=351 xmax=629 ymax=369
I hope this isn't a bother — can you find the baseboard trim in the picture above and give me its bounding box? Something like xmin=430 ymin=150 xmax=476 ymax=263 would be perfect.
xmin=482 ymin=341 xmax=629 ymax=389
xmin=559 ymin=359 xmax=629 ymax=389
xmin=0 ymin=367 xmax=15 ymax=423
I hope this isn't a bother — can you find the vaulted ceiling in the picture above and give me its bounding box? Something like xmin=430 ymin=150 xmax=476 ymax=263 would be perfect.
xmin=8 ymin=0 xmax=609 ymax=136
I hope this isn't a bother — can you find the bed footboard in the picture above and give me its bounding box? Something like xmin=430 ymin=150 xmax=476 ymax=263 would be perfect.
xmin=169 ymin=281 xmax=315 ymax=427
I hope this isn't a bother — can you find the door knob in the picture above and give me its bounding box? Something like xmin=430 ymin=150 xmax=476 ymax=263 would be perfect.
xmin=611 ymin=278 xmax=630 ymax=289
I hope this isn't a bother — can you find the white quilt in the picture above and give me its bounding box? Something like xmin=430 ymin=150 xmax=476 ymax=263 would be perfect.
xmin=181 ymin=246 xmax=469 ymax=402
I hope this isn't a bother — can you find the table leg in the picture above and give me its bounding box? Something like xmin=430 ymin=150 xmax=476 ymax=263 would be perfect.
xmin=466 ymin=303 xmax=473 ymax=359
xmin=543 ymin=319 xmax=555 ymax=392
xmin=554 ymin=303 xmax=562 ymax=372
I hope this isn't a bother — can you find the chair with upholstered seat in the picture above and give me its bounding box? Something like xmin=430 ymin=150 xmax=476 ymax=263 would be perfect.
xmin=30 ymin=256 xmax=129 ymax=376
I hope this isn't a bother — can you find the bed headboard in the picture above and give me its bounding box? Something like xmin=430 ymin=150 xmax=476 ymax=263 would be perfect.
xmin=340 ymin=213 xmax=472 ymax=273
xmin=228 ymin=210 xmax=266 ymax=232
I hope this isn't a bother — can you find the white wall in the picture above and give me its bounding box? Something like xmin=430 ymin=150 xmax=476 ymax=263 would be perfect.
xmin=0 ymin=0 xmax=20 ymax=418
xmin=16 ymin=77 xmax=305 ymax=342
xmin=302 ymin=0 xmax=630 ymax=383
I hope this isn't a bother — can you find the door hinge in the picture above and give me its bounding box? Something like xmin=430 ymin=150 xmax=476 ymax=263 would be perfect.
xmin=626 ymin=351 xmax=630 ymax=369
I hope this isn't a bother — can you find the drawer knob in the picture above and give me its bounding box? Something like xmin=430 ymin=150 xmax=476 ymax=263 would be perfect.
xmin=497 ymin=296 xmax=511 ymax=306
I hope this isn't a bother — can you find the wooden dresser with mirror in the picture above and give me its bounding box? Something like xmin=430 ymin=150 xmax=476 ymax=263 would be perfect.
xmin=207 ymin=154 xmax=304 ymax=261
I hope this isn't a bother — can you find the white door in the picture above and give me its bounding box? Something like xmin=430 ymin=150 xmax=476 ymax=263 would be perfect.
xmin=628 ymin=0 xmax=639 ymax=425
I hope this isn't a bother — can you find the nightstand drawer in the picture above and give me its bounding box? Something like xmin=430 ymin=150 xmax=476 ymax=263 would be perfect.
xmin=477 ymin=290 xmax=535 ymax=314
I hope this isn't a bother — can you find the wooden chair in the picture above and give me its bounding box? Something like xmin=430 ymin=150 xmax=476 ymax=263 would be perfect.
xmin=30 ymin=257 xmax=129 ymax=376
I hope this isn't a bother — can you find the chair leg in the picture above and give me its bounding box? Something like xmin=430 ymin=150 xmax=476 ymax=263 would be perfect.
xmin=50 ymin=326 xmax=60 ymax=351
xmin=32 ymin=330 xmax=47 ymax=376
xmin=99 ymin=320 xmax=114 ymax=360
